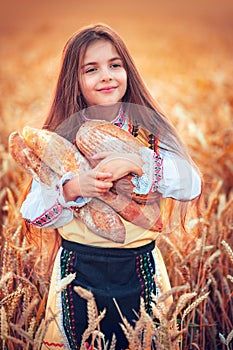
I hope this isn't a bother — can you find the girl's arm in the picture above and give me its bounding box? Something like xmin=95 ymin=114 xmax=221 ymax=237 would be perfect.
xmin=20 ymin=169 xmax=113 ymax=228
xmin=158 ymin=150 xmax=201 ymax=200
xmin=20 ymin=176 xmax=89 ymax=228
xmin=94 ymin=147 xmax=201 ymax=201
xmin=132 ymin=147 xmax=201 ymax=200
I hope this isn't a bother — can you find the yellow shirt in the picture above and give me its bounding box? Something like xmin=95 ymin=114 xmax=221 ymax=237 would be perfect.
xmin=58 ymin=216 xmax=161 ymax=248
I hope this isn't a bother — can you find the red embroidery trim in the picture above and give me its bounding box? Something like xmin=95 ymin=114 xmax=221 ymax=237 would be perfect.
xmin=27 ymin=200 xmax=63 ymax=227
xmin=150 ymin=153 xmax=163 ymax=192
xmin=43 ymin=341 xmax=65 ymax=347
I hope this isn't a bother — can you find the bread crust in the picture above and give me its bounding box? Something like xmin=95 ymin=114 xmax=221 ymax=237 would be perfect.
xmin=8 ymin=131 xmax=59 ymax=186
xmin=75 ymin=198 xmax=126 ymax=243
xmin=22 ymin=126 xmax=89 ymax=175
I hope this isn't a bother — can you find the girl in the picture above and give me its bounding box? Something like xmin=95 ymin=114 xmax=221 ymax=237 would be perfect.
xmin=21 ymin=23 xmax=202 ymax=349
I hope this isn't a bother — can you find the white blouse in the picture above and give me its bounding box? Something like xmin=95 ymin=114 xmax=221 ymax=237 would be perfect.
xmin=20 ymin=145 xmax=201 ymax=229
xmin=20 ymin=111 xmax=201 ymax=229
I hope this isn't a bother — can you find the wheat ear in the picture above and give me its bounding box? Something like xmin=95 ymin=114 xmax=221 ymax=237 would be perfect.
xmin=0 ymin=306 xmax=8 ymax=341
xmin=221 ymin=240 xmax=233 ymax=265
xmin=226 ymin=330 xmax=233 ymax=347
xmin=173 ymin=292 xmax=197 ymax=319
xmin=74 ymin=286 xmax=106 ymax=350
xmin=227 ymin=274 xmax=233 ymax=283
xmin=181 ymin=292 xmax=209 ymax=325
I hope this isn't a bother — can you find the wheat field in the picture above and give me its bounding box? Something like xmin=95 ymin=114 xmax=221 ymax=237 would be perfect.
xmin=0 ymin=1 xmax=233 ymax=349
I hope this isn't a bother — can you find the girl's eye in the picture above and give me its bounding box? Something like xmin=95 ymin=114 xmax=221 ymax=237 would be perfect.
xmin=111 ymin=63 xmax=121 ymax=68
xmin=85 ymin=67 xmax=97 ymax=74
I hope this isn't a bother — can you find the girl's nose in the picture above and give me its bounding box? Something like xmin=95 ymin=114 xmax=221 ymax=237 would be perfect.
xmin=100 ymin=67 xmax=113 ymax=81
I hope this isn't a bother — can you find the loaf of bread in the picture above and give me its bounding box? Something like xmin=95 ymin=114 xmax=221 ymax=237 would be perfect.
xmin=76 ymin=120 xmax=159 ymax=204
xmin=9 ymin=128 xmax=126 ymax=243
xmin=8 ymin=131 xmax=59 ymax=186
xmin=75 ymin=197 xmax=126 ymax=243
xmin=22 ymin=126 xmax=89 ymax=176
xmin=99 ymin=191 xmax=163 ymax=232
xmin=76 ymin=120 xmax=141 ymax=163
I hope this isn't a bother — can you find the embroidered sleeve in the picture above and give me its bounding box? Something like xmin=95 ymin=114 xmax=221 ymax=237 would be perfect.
xmin=130 ymin=145 xmax=201 ymax=200
xmin=20 ymin=175 xmax=91 ymax=228
xmin=131 ymin=147 xmax=163 ymax=195
xmin=26 ymin=199 xmax=64 ymax=227
xmin=158 ymin=151 xmax=202 ymax=200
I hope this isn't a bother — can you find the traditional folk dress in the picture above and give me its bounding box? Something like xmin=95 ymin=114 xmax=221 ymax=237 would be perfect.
xmin=21 ymin=109 xmax=201 ymax=349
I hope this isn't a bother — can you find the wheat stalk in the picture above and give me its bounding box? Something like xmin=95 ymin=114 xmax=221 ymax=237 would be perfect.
xmin=173 ymin=292 xmax=197 ymax=319
xmin=73 ymin=285 xmax=93 ymax=300
xmin=0 ymin=286 xmax=24 ymax=307
xmin=221 ymin=240 xmax=233 ymax=265
xmin=176 ymin=265 xmax=191 ymax=284
xmin=114 ymin=297 xmax=135 ymax=347
xmin=9 ymin=290 xmax=26 ymax=320
xmin=181 ymin=292 xmax=210 ymax=325
xmin=10 ymin=224 xmax=23 ymax=246
xmin=1 ymin=240 xmax=11 ymax=285
xmin=222 ymin=276 xmax=231 ymax=299
xmin=0 ymin=271 xmax=13 ymax=289
xmin=7 ymin=335 xmax=26 ymax=347
xmin=155 ymin=284 xmax=190 ymax=305
xmin=205 ymin=180 xmax=223 ymax=221
xmin=21 ymin=286 xmax=33 ymax=324
xmin=10 ymin=322 xmax=34 ymax=344
xmin=0 ymin=306 xmax=8 ymax=342
xmin=159 ymin=235 xmax=183 ymax=262
xmin=81 ymin=308 xmax=106 ymax=349
xmin=134 ymin=298 xmax=152 ymax=349
xmin=11 ymin=273 xmax=39 ymax=293
xmin=227 ymin=274 xmax=233 ymax=283
xmin=108 ymin=333 xmax=117 ymax=350
xmin=33 ymin=319 xmax=48 ymax=350
xmin=74 ymin=285 xmax=106 ymax=350
xmin=55 ymin=272 xmax=76 ymax=293
xmin=18 ymin=296 xmax=39 ymax=328
xmin=28 ymin=316 xmax=36 ymax=338
xmin=203 ymin=249 xmax=221 ymax=270
xmin=226 ymin=330 xmax=233 ymax=347
xmin=35 ymin=294 xmax=47 ymax=325
xmin=152 ymin=301 xmax=168 ymax=323
xmin=119 ymin=317 xmax=136 ymax=348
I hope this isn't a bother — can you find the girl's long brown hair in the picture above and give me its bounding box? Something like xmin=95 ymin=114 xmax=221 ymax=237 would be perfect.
xmin=43 ymin=23 xmax=190 ymax=159
xmin=26 ymin=23 xmax=202 ymax=264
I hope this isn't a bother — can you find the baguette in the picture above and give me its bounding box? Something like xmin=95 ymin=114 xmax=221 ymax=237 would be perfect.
xmin=22 ymin=126 xmax=89 ymax=176
xmin=99 ymin=191 xmax=162 ymax=232
xmin=74 ymin=198 xmax=126 ymax=243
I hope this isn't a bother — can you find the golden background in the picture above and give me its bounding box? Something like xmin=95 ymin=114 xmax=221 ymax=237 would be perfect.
xmin=0 ymin=2 xmax=233 ymax=348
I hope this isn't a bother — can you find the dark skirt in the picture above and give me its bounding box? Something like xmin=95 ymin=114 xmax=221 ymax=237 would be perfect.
xmin=61 ymin=239 xmax=156 ymax=350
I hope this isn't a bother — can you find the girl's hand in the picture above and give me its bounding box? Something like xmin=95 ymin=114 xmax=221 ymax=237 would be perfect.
xmin=92 ymin=152 xmax=143 ymax=181
xmin=63 ymin=169 xmax=113 ymax=202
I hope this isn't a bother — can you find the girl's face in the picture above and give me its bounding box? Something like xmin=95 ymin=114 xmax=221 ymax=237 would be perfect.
xmin=79 ymin=39 xmax=127 ymax=107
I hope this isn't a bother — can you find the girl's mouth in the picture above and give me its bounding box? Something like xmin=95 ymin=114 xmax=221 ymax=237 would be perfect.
xmin=98 ymin=86 xmax=117 ymax=92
